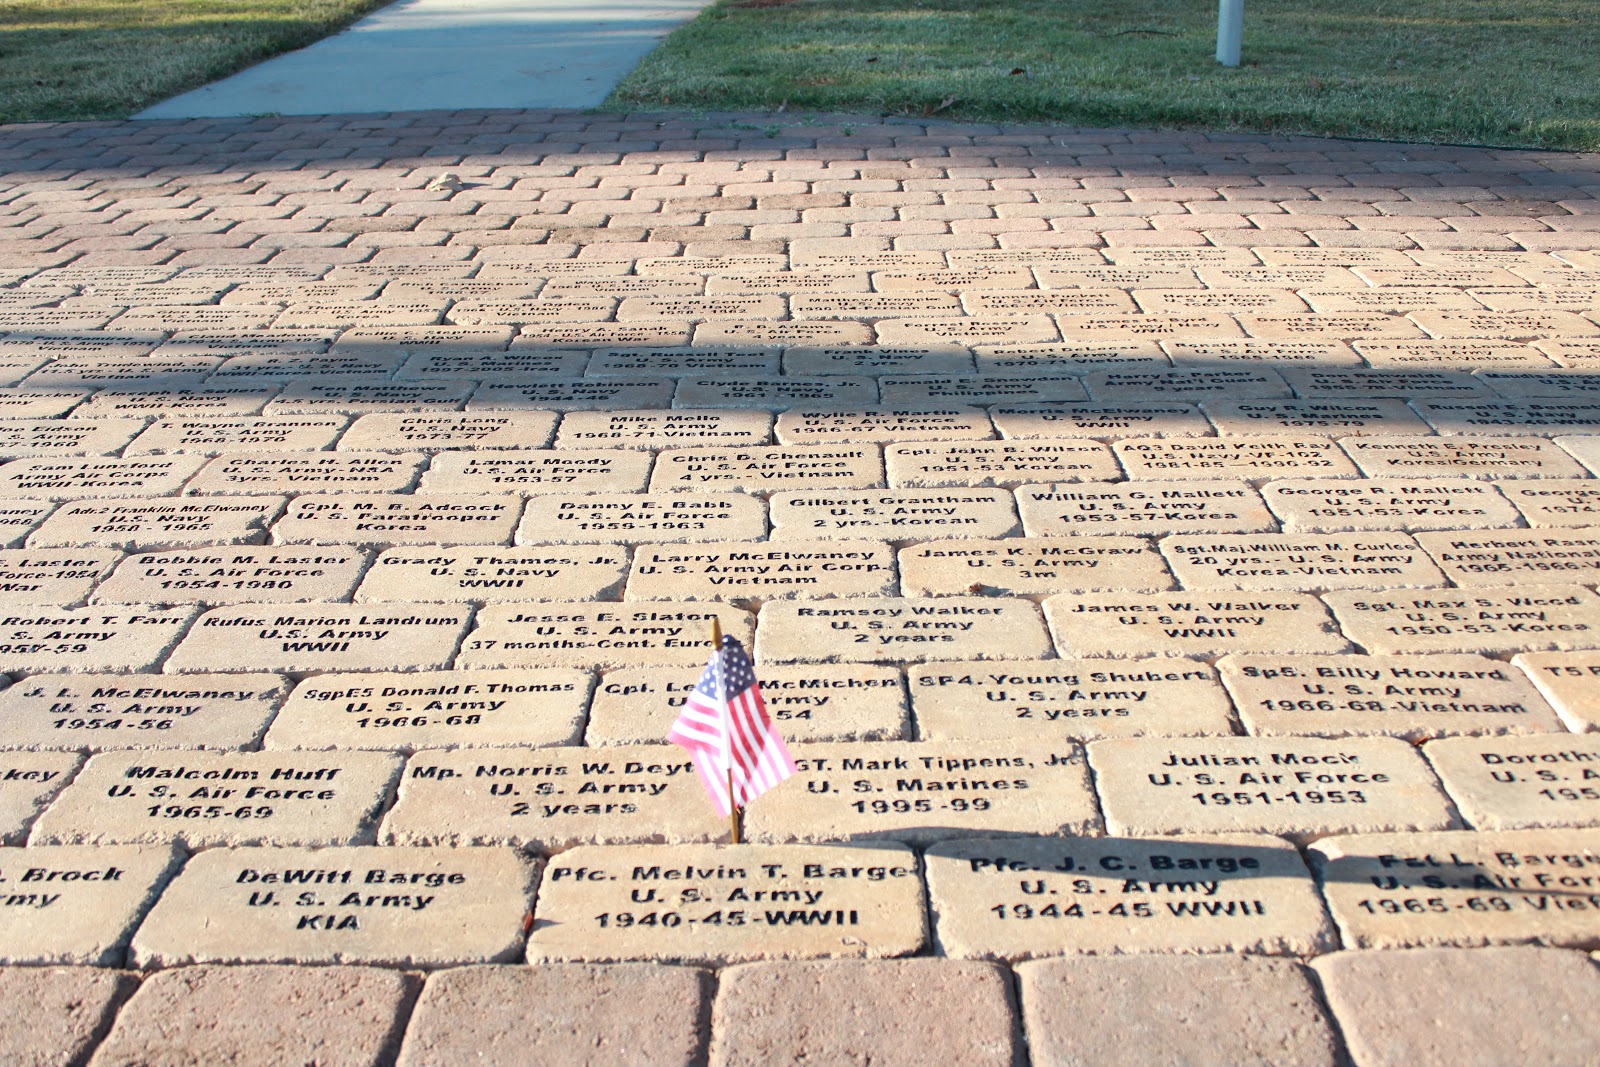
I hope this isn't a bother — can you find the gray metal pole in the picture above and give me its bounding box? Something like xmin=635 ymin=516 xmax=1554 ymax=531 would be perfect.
xmin=1216 ymin=0 xmax=1243 ymax=66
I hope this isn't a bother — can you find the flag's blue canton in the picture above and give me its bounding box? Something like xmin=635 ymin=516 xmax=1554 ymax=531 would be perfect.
xmin=695 ymin=636 xmax=754 ymax=697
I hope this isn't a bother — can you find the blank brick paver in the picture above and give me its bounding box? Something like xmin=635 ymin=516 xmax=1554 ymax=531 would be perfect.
xmin=2 ymin=103 xmax=1599 ymax=1064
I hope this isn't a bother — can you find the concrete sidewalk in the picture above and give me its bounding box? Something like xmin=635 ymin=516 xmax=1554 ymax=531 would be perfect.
xmin=137 ymin=0 xmax=710 ymax=119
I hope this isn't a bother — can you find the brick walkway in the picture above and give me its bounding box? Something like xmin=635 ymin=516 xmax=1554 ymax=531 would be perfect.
xmin=2 ymin=109 xmax=1600 ymax=1065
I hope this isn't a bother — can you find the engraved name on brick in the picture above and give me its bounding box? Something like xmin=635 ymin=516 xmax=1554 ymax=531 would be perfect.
xmin=381 ymin=748 xmax=722 ymax=850
xmin=1016 ymin=481 xmax=1275 ymax=537
xmin=1262 ymin=480 xmax=1520 ymax=532
xmin=0 ymin=843 xmax=181 ymax=965
xmin=756 ymin=597 xmax=1051 ymax=664
xmin=627 ymin=540 xmax=895 ymax=601
xmin=769 ymin=490 xmax=1017 ymax=541
xmin=909 ymin=659 xmax=1235 ymax=743
xmin=1514 ymin=651 xmax=1600 ymax=731
xmin=92 ymin=547 xmax=367 ymax=605
xmin=1044 ymin=593 xmax=1348 ymax=658
xmin=1219 ymin=654 xmax=1561 ymax=740
xmin=266 ymin=668 xmax=589 ymax=751
xmin=165 ymin=605 xmax=471 ymax=674
xmin=1089 ymin=736 xmax=1456 ymax=840
xmin=129 ymin=845 xmax=535 ymax=967
xmin=525 ymin=843 xmax=925 ymax=964
xmin=0 ymin=752 xmax=79 ymax=842
xmin=649 ymin=445 xmax=883 ymax=494
xmin=517 ymin=493 xmax=766 ymax=545
xmin=272 ymin=495 xmax=522 ymax=547
xmin=355 ymin=546 xmax=627 ymax=603
xmin=1116 ymin=438 xmax=1358 ymax=481
xmin=746 ymin=740 xmax=1099 ymax=845
xmin=899 ymin=537 xmax=1170 ymax=597
xmin=885 ymin=441 xmax=1119 ymax=489
xmin=30 ymin=751 xmax=403 ymax=847
xmin=0 ymin=672 xmax=287 ymax=751
xmin=1423 ymin=734 xmax=1600 ymax=830
xmin=585 ymin=664 xmax=908 ymax=745
xmin=1160 ymin=534 xmax=1444 ymax=591
xmin=421 ymin=451 xmax=651 ymax=495
xmin=1324 ymin=587 xmax=1600 ymax=655
xmin=461 ymin=602 xmax=753 ymax=670
xmin=1310 ymin=828 xmax=1600 ymax=950
xmin=924 ymin=835 xmax=1334 ymax=960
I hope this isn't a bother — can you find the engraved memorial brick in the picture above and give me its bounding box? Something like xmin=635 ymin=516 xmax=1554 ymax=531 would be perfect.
xmin=991 ymin=403 xmax=1209 ymax=440
xmin=0 ymin=419 xmax=144 ymax=460
xmin=1417 ymin=529 xmax=1600 ymax=584
xmin=0 ymin=456 xmax=205 ymax=500
xmin=899 ymin=537 xmax=1169 ymax=597
xmin=627 ymin=540 xmax=895 ymax=601
xmin=1515 ymin=650 xmax=1600 ymax=731
xmin=0 ymin=752 xmax=79 ymax=842
xmin=421 ymin=450 xmax=651 ymax=495
xmin=1414 ymin=400 xmax=1600 ymax=437
xmin=0 ymin=843 xmax=181 ymax=965
xmin=878 ymin=374 xmax=1088 ymax=407
xmin=1044 ymin=592 xmax=1348 ymax=658
xmin=356 ymin=545 xmax=627 ymax=603
xmin=784 ymin=345 xmax=973 ymax=378
xmin=674 ymin=376 xmax=878 ymax=411
xmin=185 ymin=451 xmax=423 ymax=496
xmin=1354 ymin=340 xmax=1551 ymax=371
xmin=77 ymin=387 xmax=280 ymax=419
xmin=910 ymin=659 xmax=1235 ymax=743
xmin=338 ymin=412 xmax=558 ymax=452
xmin=0 ymin=500 xmax=51 ymax=548
xmin=0 ymin=547 xmax=117 ymax=604
xmin=1203 ymin=400 xmax=1428 ymax=437
xmin=1324 ymin=586 xmax=1600 ymax=655
xmin=756 ymin=597 xmax=1050 ymax=664
xmin=272 ymin=494 xmax=521 ymax=546
xmin=649 ymin=445 xmax=883 ymax=494
xmin=1220 ymin=654 xmax=1560 ymax=740
xmin=774 ymin=408 xmax=991 ymax=445
xmin=1116 ymin=437 xmax=1358 ymax=481
xmin=1160 ymin=533 xmax=1444 ymax=591
xmin=125 ymin=417 xmax=347 ymax=457
xmin=265 ymin=381 xmax=473 ymax=416
xmin=1262 ymin=479 xmax=1519 ymax=533
xmin=92 ymin=546 xmax=367 ymax=605
xmin=129 ymin=845 xmax=535 ymax=967
xmin=924 ymin=834 xmax=1334 ymax=960
xmin=29 ymin=499 xmax=284 ymax=556
xmin=747 ymin=740 xmax=1099 ymax=845
xmin=1279 ymin=368 xmax=1492 ymax=399
xmin=1499 ymin=479 xmax=1600 ymax=527
xmin=30 ymin=750 xmax=403 ymax=847
xmin=517 ymin=493 xmax=765 ymax=544
xmin=1341 ymin=436 xmax=1586 ymax=479
xmin=266 ymin=668 xmax=589 ymax=751
xmin=526 ymin=843 xmax=925 ymax=964
xmin=166 ymin=604 xmax=471 ymax=674
xmin=461 ymin=602 xmax=752 ymax=670
xmin=381 ymin=747 xmax=722 ymax=849
xmin=885 ymin=440 xmax=1118 ymax=488
xmin=469 ymin=379 xmax=675 ymax=412
xmin=587 ymin=347 xmax=778 ymax=377
xmin=1016 ymin=480 xmax=1275 ymax=537
xmin=0 ymin=672 xmax=286 ymax=751
xmin=0 ymin=606 xmax=195 ymax=674
xmin=1089 ymin=736 xmax=1456 ymax=839
xmin=556 ymin=410 xmax=770 ymax=451
xmin=769 ymin=489 xmax=1016 ymax=540
xmin=1310 ymin=828 xmax=1600 ymax=949
xmin=1424 ymin=734 xmax=1600 ymax=830
xmin=1084 ymin=369 xmax=1289 ymax=403
xmin=586 ymin=663 xmax=908 ymax=745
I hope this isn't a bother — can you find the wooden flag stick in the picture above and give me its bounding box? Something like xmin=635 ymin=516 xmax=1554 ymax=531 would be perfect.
xmin=710 ymin=617 xmax=742 ymax=844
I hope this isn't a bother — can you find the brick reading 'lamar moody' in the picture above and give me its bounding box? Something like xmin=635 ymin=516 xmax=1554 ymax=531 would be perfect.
xmin=668 ymin=630 xmax=795 ymax=832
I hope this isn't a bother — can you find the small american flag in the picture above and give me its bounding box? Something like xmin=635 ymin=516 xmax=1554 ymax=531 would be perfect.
xmin=668 ymin=634 xmax=795 ymax=817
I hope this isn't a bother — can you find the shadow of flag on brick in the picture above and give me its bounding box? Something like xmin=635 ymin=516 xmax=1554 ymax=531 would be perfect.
xmin=668 ymin=632 xmax=795 ymax=819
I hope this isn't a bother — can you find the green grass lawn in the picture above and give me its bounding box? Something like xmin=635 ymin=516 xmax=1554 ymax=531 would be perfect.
xmin=606 ymin=0 xmax=1600 ymax=151
xmin=0 ymin=0 xmax=390 ymax=123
